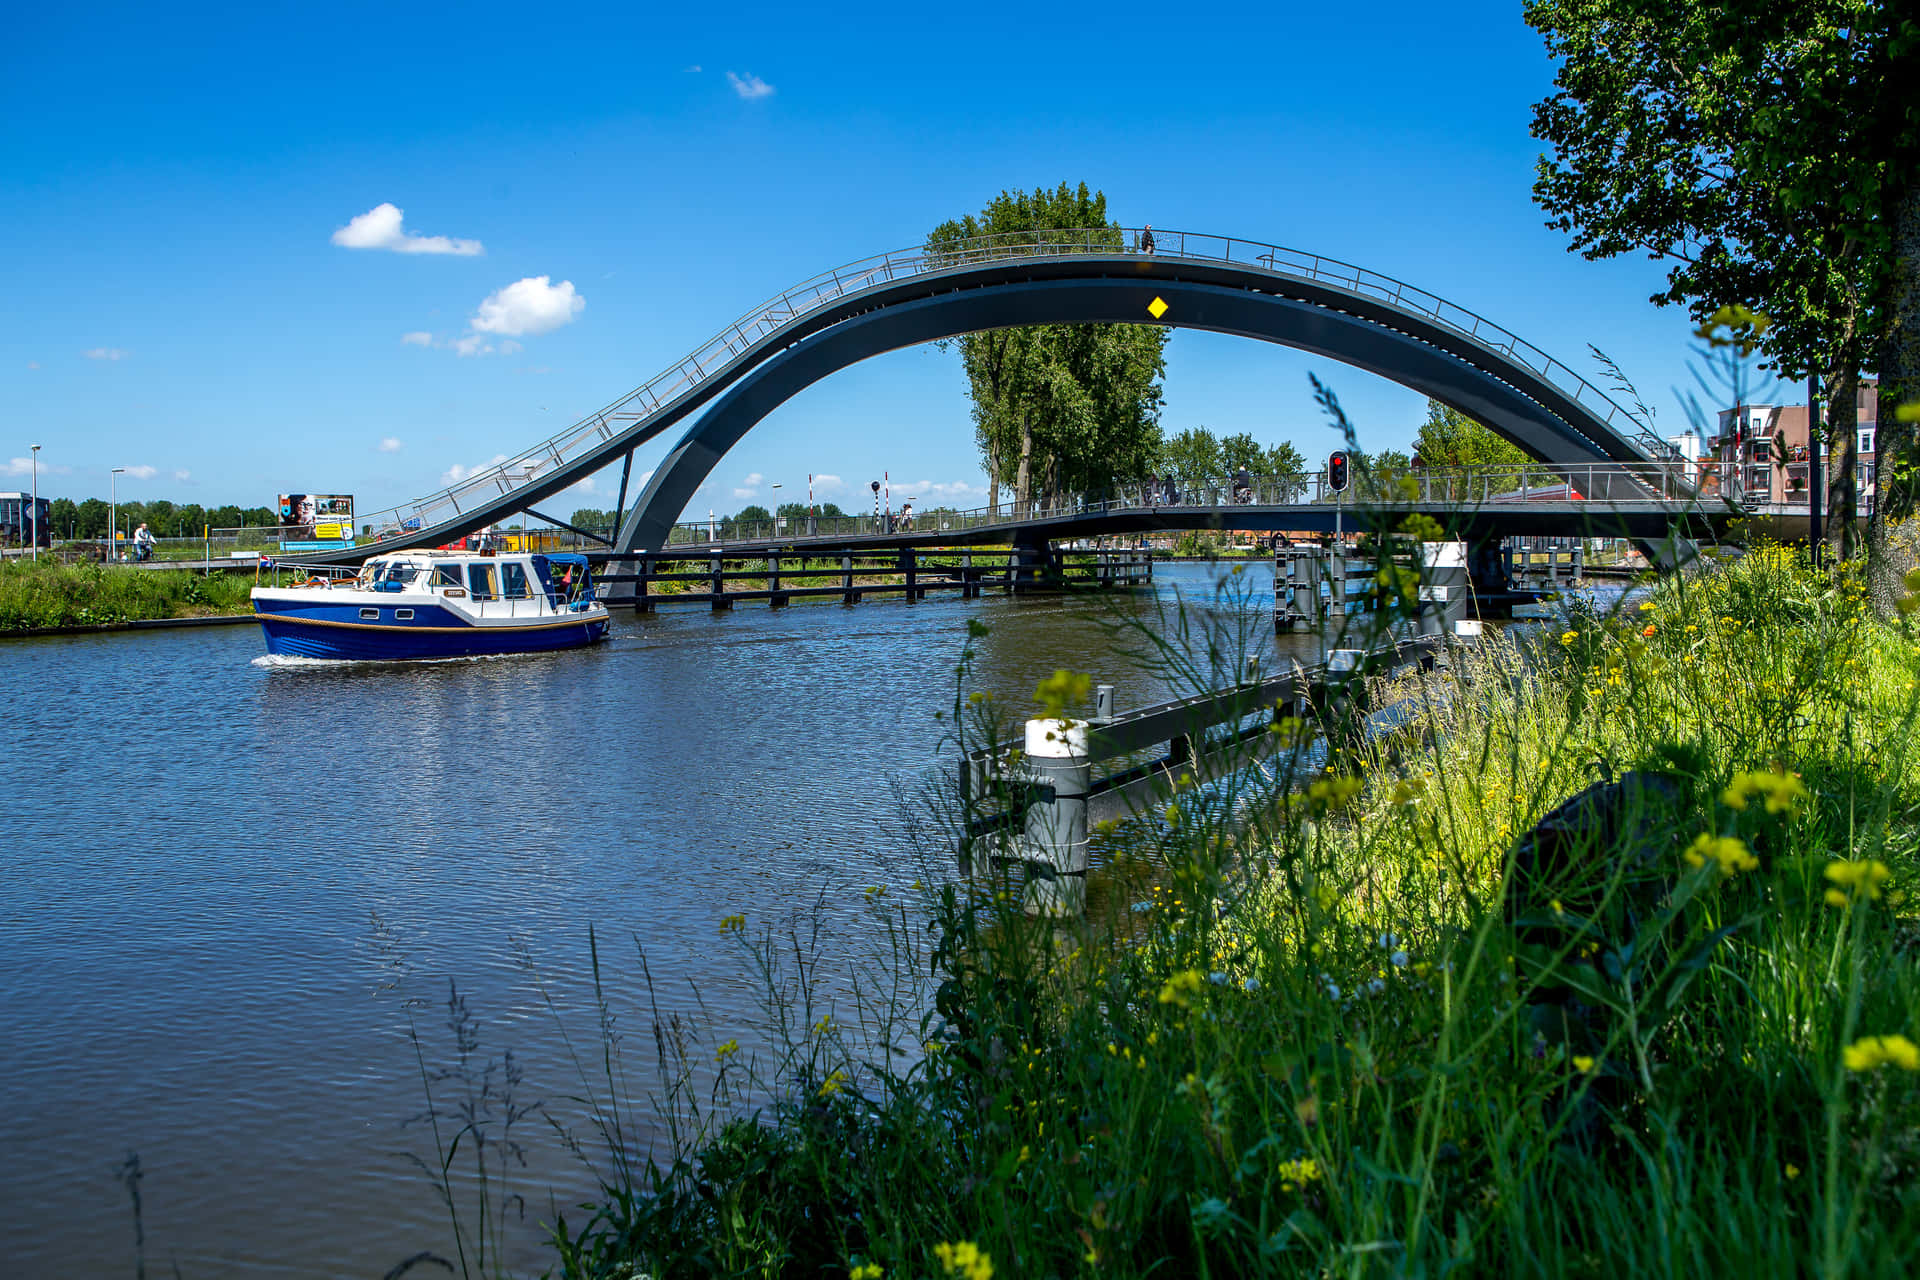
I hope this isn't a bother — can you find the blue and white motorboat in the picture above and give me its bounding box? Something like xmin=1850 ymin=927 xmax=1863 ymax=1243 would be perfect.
xmin=251 ymin=550 xmax=610 ymax=660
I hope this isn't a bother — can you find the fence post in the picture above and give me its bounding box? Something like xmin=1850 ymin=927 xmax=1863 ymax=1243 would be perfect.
xmin=1022 ymin=716 xmax=1090 ymax=916
xmin=842 ymin=554 xmax=856 ymax=604
xmin=711 ymin=555 xmax=729 ymax=610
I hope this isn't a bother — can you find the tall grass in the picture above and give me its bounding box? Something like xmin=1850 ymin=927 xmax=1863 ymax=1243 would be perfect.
xmin=534 ymin=541 xmax=1919 ymax=1279
xmin=0 ymin=560 xmax=255 ymax=630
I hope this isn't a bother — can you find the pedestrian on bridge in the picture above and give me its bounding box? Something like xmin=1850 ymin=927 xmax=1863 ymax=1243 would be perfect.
xmin=1141 ymin=224 xmax=1156 ymax=254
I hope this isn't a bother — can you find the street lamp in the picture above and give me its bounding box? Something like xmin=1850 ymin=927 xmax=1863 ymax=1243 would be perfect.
xmin=111 ymin=467 xmax=126 ymax=563
xmin=771 ymin=483 xmax=782 ymax=535
xmin=29 ymin=444 xmax=40 ymax=562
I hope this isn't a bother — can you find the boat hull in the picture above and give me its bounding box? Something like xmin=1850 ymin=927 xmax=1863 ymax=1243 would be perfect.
xmin=255 ymin=608 xmax=608 ymax=660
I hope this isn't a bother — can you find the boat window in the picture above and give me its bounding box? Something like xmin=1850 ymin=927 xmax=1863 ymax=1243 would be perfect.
xmin=466 ymin=563 xmax=497 ymax=600
xmin=501 ymin=562 xmax=532 ymax=599
xmin=380 ymin=563 xmax=423 ymax=584
xmin=359 ymin=608 xmax=380 ymax=620
xmin=433 ymin=563 xmax=462 ymax=587
xmin=395 ymin=608 xmax=415 ymax=620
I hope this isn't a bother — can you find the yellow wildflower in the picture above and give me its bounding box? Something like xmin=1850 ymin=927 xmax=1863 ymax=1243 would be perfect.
xmin=1034 ymin=668 xmax=1091 ymax=717
xmin=1158 ymin=970 xmax=1205 ymax=1008
xmin=1684 ymin=833 xmax=1757 ymax=877
xmin=715 ymin=1039 xmax=740 ymax=1062
xmin=1824 ymin=859 xmax=1892 ymax=905
xmin=1559 ymin=630 xmax=1578 ymax=646
xmin=1306 ymin=775 xmax=1364 ymax=809
xmin=719 ymin=913 xmax=747 ymax=935
xmin=1785 ymin=1164 xmax=1801 ymax=1180
xmin=933 ymin=1239 xmax=994 ymax=1280
xmin=1841 ymin=1034 xmax=1920 ymax=1073
xmin=1572 ymin=1055 xmax=1596 ymax=1074
xmin=849 ymin=1264 xmax=884 ymax=1280
xmin=817 ymin=1069 xmax=848 ymax=1097
xmin=1277 ymin=1156 xmax=1322 ymax=1191
xmin=1722 ymin=767 xmax=1810 ymax=817
xmin=1638 ymin=601 xmax=1656 ymax=613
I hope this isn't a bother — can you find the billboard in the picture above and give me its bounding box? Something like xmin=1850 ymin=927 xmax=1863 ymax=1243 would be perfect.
xmin=278 ymin=493 xmax=355 ymax=550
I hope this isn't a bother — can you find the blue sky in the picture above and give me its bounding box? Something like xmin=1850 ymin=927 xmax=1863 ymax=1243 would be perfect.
xmin=2 ymin=1 xmax=1794 ymax=520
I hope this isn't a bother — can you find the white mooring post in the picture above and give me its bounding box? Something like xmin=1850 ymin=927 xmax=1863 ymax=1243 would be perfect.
xmin=1021 ymin=715 xmax=1091 ymax=917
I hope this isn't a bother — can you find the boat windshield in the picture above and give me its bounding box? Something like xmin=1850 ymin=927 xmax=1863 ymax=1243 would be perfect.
xmin=431 ymin=563 xmax=462 ymax=587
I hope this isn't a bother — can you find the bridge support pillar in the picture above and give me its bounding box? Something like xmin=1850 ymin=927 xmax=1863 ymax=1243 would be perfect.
xmin=768 ymin=555 xmax=787 ymax=607
xmin=711 ymin=556 xmax=730 ymax=610
xmin=902 ymin=549 xmax=917 ymax=600
xmin=842 ymin=554 xmax=856 ymax=604
xmin=1010 ymin=541 xmax=1057 ymax=595
xmin=634 ymin=555 xmax=653 ymax=613
xmin=962 ymin=552 xmax=977 ymax=598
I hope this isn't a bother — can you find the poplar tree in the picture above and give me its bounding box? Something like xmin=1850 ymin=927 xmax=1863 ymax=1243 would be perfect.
xmin=927 ymin=183 xmax=1169 ymax=512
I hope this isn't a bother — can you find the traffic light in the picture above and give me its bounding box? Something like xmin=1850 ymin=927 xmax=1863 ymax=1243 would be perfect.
xmin=1328 ymin=451 xmax=1350 ymax=493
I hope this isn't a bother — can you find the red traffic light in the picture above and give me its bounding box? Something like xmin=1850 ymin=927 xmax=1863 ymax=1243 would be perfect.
xmin=1328 ymin=451 xmax=1350 ymax=493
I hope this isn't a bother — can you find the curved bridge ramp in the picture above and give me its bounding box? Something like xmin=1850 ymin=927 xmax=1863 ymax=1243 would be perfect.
xmin=293 ymin=228 xmax=1683 ymax=566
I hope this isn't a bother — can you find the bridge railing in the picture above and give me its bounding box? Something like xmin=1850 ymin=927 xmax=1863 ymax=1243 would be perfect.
xmin=345 ymin=228 xmax=1670 ymax=547
xmin=646 ymin=461 xmax=1719 ymax=549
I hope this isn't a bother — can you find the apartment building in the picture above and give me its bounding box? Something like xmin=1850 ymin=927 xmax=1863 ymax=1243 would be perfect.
xmin=1702 ymin=379 xmax=1879 ymax=506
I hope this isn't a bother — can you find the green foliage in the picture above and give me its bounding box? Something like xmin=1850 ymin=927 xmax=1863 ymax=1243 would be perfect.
xmin=732 ymin=504 xmax=772 ymax=524
xmin=0 ymin=560 xmax=255 ymax=629
xmin=1218 ymin=432 xmax=1263 ymax=474
xmin=543 ymin=548 xmax=1920 ymax=1278
xmin=928 ymin=184 xmax=1169 ymax=506
xmin=1264 ymin=440 xmax=1306 ymax=476
xmin=1413 ymin=400 xmax=1537 ymax=472
xmin=1525 ymin=0 xmax=1920 ymax=574
xmin=1158 ymin=426 xmax=1222 ymax=486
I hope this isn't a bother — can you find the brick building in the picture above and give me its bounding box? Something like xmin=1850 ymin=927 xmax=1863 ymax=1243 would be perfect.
xmin=1699 ymin=379 xmax=1879 ymax=507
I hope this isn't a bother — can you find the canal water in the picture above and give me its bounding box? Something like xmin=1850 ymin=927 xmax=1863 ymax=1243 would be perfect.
xmin=1 ymin=561 xmax=1327 ymax=1279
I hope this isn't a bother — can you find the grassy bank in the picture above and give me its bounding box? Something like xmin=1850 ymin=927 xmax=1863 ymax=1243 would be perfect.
xmin=0 ymin=560 xmax=256 ymax=631
xmin=528 ymin=546 xmax=1918 ymax=1279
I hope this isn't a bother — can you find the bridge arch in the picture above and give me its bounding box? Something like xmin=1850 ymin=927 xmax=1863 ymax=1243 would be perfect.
xmin=616 ymin=259 xmax=1656 ymax=553
xmin=315 ymin=231 xmax=1668 ymax=566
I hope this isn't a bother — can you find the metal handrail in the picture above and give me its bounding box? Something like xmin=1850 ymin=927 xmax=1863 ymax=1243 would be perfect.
xmin=349 ymin=228 xmax=1670 ymax=542
xmin=646 ymin=461 xmax=1724 ymax=549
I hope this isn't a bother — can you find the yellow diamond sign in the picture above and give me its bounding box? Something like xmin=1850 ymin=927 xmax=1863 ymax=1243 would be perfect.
xmin=1147 ymin=296 xmax=1169 ymax=320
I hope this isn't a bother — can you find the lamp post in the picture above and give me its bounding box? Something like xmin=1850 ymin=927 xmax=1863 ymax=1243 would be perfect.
xmin=111 ymin=467 xmax=126 ymax=563
xmin=771 ymin=483 xmax=782 ymax=536
xmin=30 ymin=444 xmax=40 ymax=561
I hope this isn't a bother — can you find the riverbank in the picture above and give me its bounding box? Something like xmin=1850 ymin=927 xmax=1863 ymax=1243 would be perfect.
xmin=551 ymin=546 xmax=1920 ymax=1277
xmin=0 ymin=559 xmax=256 ymax=632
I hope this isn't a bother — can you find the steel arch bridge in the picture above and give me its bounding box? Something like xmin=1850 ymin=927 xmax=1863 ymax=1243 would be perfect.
xmin=320 ymin=228 xmax=1681 ymax=565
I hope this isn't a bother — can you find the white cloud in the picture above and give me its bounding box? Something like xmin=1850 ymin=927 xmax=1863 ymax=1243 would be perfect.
xmin=452 ymin=334 xmax=493 ymax=358
xmin=732 ymin=488 xmax=757 ymax=499
xmin=332 ymin=203 xmax=483 ymax=256
xmin=378 ymin=437 xmax=403 ymax=453
xmin=726 ymin=71 xmax=775 ymax=100
xmin=122 ymin=464 xmax=158 ymax=480
xmin=84 ymin=347 xmax=127 ymax=361
xmin=442 ymin=454 xmax=509 ymax=486
xmin=741 ymin=472 xmax=764 ymax=487
xmin=4 ymin=456 xmax=70 ymax=477
xmin=173 ymin=469 xmax=193 ymax=483
xmin=400 ymin=331 xmax=433 ymax=347
xmin=684 ymin=64 xmax=702 ymax=72
xmin=810 ymin=473 xmax=845 ymax=494
xmin=471 ymin=276 xmax=584 ymax=337
xmin=892 ymin=480 xmax=989 ymax=504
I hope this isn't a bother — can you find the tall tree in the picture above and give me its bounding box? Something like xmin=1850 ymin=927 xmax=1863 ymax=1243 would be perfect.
xmin=1526 ymin=0 xmax=1920 ymax=583
xmin=928 ymin=183 xmax=1169 ymax=512
xmin=1413 ymin=400 xmax=1537 ymax=469
xmin=1265 ymin=441 xmax=1306 ymax=476
xmin=1218 ymin=432 xmax=1266 ymax=474
xmin=1160 ymin=427 xmax=1223 ymax=487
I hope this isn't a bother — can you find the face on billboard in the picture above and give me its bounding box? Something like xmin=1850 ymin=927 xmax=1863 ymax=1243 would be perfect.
xmin=277 ymin=494 xmax=354 ymax=542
